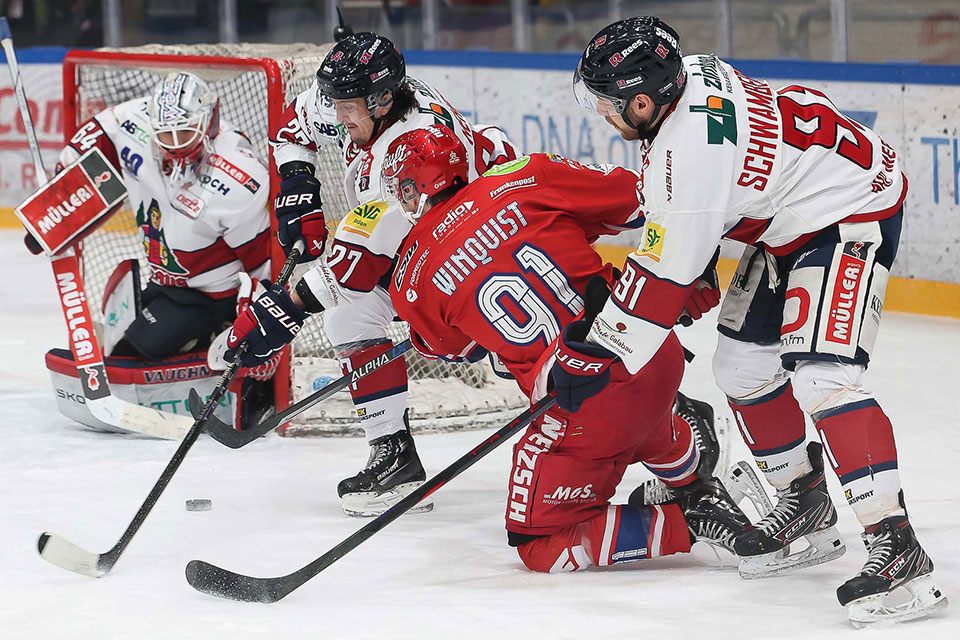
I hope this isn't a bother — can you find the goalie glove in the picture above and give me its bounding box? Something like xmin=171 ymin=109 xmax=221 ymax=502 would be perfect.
xmin=549 ymin=275 xmax=617 ymax=413
xmin=275 ymin=163 xmax=327 ymax=263
xmin=225 ymin=280 xmax=308 ymax=368
xmin=677 ymin=248 xmax=721 ymax=327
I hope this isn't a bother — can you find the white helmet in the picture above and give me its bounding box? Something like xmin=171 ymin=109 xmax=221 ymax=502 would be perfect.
xmin=149 ymin=72 xmax=220 ymax=183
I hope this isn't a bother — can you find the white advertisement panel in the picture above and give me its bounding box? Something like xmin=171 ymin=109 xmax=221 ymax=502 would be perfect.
xmin=0 ymin=58 xmax=956 ymax=282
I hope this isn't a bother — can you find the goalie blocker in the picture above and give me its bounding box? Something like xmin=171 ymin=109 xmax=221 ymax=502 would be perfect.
xmin=15 ymin=148 xmax=126 ymax=256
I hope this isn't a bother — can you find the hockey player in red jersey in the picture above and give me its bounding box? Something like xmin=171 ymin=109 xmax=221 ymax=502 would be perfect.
xmin=376 ymin=124 xmax=752 ymax=573
xmin=260 ymin=32 xmax=517 ymax=516
xmin=572 ymin=16 xmax=946 ymax=625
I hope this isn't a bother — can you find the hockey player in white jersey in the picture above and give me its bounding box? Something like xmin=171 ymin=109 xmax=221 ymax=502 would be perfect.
xmin=58 ymin=72 xmax=274 ymax=419
xmin=568 ymin=16 xmax=946 ymax=626
xmin=229 ymin=32 xmax=517 ymax=516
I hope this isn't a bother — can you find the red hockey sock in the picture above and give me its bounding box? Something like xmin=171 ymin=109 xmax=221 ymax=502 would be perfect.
xmin=728 ymin=381 xmax=809 ymax=488
xmin=339 ymin=340 xmax=409 ymax=404
xmin=515 ymin=503 xmax=691 ymax=573
xmin=642 ymin=414 xmax=700 ymax=487
xmin=814 ymin=400 xmax=903 ymax=524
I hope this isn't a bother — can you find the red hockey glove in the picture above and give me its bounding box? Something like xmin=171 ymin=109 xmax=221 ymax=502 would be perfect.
xmin=275 ymin=172 xmax=327 ymax=263
xmin=549 ymin=275 xmax=617 ymax=413
xmin=677 ymin=249 xmax=721 ymax=327
xmin=225 ymin=281 xmax=308 ymax=368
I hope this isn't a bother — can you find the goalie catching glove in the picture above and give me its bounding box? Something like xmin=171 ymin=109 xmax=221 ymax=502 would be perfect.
xmin=275 ymin=162 xmax=328 ymax=263
xmin=225 ymin=280 xmax=308 ymax=368
xmin=549 ymin=275 xmax=617 ymax=413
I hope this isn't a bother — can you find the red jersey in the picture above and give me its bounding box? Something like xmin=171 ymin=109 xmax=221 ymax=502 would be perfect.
xmin=389 ymin=154 xmax=645 ymax=396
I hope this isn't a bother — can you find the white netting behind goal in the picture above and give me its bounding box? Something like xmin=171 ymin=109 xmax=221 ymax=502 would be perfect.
xmin=65 ymin=44 xmax=525 ymax=436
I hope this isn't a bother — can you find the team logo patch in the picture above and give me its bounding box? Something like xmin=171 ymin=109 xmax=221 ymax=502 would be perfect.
xmin=637 ymin=222 xmax=665 ymax=263
xmin=138 ymin=200 xmax=189 ymax=282
xmin=689 ymin=96 xmax=738 ymax=145
xmin=594 ymin=35 xmax=606 ymax=47
xmin=344 ymin=201 xmax=388 ymax=238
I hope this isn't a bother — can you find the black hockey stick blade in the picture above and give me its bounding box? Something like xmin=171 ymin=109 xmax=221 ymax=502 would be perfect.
xmin=199 ymin=338 xmax=415 ymax=449
xmin=37 ymin=242 xmax=305 ymax=579
xmin=185 ymin=392 xmax=558 ymax=602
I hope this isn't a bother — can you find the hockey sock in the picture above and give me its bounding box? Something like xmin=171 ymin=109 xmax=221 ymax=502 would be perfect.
xmin=642 ymin=413 xmax=700 ymax=487
xmin=338 ymin=339 xmax=409 ymax=442
xmin=515 ymin=503 xmax=690 ymax=573
xmin=813 ymin=400 xmax=904 ymax=525
xmin=727 ymin=381 xmax=810 ymax=488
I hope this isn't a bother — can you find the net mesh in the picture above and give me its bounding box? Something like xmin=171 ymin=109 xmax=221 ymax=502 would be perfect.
xmin=67 ymin=43 xmax=524 ymax=433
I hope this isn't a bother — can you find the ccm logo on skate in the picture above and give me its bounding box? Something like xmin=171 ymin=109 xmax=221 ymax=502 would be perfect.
xmin=825 ymin=247 xmax=866 ymax=346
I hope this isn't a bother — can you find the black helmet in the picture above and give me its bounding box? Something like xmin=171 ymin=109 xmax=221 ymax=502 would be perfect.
xmin=316 ymin=32 xmax=406 ymax=109
xmin=574 ymin=17 xmax=685 ymax=116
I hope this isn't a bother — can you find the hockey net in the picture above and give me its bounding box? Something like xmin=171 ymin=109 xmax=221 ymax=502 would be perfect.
xmin=63 ymin=44 xmax=525 ymax=436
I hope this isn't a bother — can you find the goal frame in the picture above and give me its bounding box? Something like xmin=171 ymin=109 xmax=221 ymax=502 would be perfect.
xmin=62 ymin=49 xmax=296 ymax=411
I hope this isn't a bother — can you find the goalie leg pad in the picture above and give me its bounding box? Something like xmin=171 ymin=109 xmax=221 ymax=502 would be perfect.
xmin=515 ymin=503 xmax=690 ymax=573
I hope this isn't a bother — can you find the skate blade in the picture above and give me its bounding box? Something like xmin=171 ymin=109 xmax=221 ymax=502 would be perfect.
xmin=739 ymin=527 xmax=846 ymax=579
xmin=724 ymin=461 xmax=774 ymax=519
xmin=847 ymin=574 xmax=948 ymax=628
xmin=340 ymin=481 xmax=435 ymax=518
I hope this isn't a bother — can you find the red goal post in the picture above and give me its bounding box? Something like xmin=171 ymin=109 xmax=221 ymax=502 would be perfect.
xmin=61 ymin=44 xmax=525 ymax=435
xmin=62 ymin=44 xmax=330 ymax=413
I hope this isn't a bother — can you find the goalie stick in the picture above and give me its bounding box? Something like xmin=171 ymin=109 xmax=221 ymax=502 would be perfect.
xmin=37 ymin=241 xmax=305 ymax=578
xmin=191 ymin=338 xmax=415 ymax=448
xmin=185 ymin=392 xmax=558 ymax=603
xmin=1 ymin=17 xmax=191 ymax=440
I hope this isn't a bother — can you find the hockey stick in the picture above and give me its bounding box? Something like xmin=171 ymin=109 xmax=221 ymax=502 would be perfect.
xmin=185 ymin=392 xmax=557 ymax=602
xmin=37 ymin=241 xmax=305 ymax=578
xmin=1 ymin=17 xmax=194 ymax=440
xmin=191 ymin=338 xmax=414 ymax=448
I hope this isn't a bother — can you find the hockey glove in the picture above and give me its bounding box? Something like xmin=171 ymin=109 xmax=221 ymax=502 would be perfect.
xmin=677 ymin=248 xmax=721 ymax=327
xmin=549 ymin=275 xmax=617 ymax=413
xmin=275 ymin=172 xmax=327 ymax=263
xmin=225 ymin=280 xmax=308 ymax=368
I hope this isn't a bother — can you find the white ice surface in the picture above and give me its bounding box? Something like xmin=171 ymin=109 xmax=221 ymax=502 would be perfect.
xmin=0 ymin=229 xmax=957 ymax=639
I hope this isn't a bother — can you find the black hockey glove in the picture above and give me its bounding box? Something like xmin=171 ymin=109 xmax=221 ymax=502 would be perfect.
xmin=549 ymin=275 xmax=617 ymax=413
xmin=275 ymin=167 xmax=327 ymax=264
xmin=225 ymin=281 xmax=308 ymax=368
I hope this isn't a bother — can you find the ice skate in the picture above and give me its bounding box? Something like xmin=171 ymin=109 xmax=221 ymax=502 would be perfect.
xmin=838 ymin=515 xmax=947 ymax=627
xmin=337 ymin=427 xmax=433 ymax=517
xmin=734 ymin=441 xmax=845 ymax=579
xmin=680 ymin=477 xmax=752 ymax=554
xmin=628 ymin=392 xmax=729 ymax=506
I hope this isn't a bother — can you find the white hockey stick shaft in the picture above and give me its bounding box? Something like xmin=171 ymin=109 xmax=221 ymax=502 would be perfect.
xmin=0 ymin=18 xmax=190 ymax=440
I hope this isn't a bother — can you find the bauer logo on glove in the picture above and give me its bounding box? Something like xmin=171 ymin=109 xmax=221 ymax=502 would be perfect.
xmin=225 ymin=281 xmax=308 ymax=368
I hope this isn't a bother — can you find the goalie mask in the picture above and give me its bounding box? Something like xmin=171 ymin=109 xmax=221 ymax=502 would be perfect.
xmin=382 ymin=124 xmax=468 ymax=223
xmin=149 ymin=72 xmax=221 ymax=184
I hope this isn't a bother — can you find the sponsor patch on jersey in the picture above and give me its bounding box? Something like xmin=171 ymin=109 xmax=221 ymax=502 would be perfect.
xmin=689 ymin=96 xmax=737 ymax=145
xmin=637 ymin=222 xmax=665 ymax=263
xmin=482 ymin=155 xmax=530 ymax=177
xmin=343 ymin=201 xmax=388 ymax=238
xmin=208 ymin=154 xmax=260 ymax=193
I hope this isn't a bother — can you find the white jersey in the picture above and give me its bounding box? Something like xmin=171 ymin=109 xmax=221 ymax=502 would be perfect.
xmin=272 ymin=76 xmax=516 ymax=306
xmin=589 ymin=54 xmax=906 ymax=373
xmin=61 ymin=97 xmax=271 ymax=299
